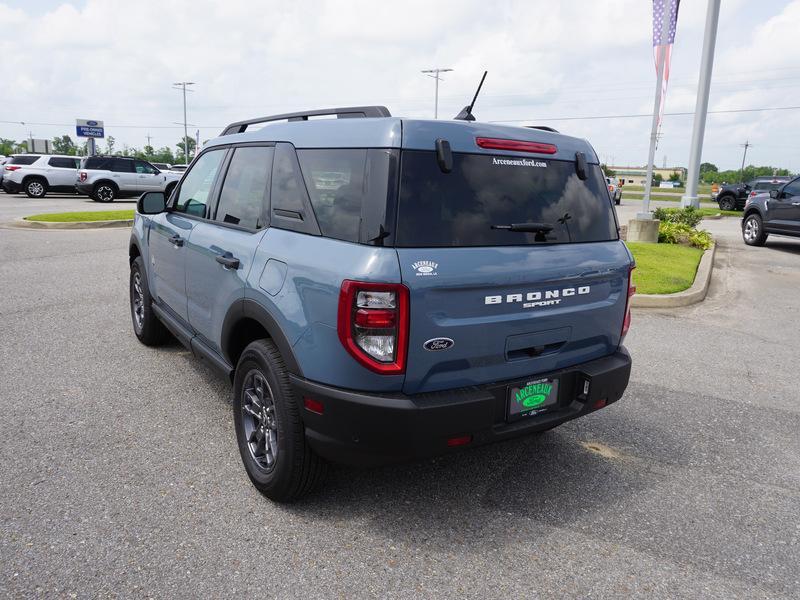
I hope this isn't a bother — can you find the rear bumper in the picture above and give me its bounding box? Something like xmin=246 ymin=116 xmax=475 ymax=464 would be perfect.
xmin=76 ymin=183 xmax=94 ymax=195
xmin=291 ymin=347 xmax=632 ymax=466
xmin=2 ymin=180 xmax=20 ymax=193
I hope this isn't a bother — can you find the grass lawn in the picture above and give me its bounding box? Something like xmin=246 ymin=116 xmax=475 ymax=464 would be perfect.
xmin=655 ymin=206 xmax=740 ymax=218
xmin=627 ymin=242 xmax=704 ymax=295
xmin=24 ymin=210 xmax=135 ymax=222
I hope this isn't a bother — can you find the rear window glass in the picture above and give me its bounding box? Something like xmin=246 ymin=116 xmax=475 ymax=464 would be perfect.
xmin=10 ymin=155 xmax=40 ymax=165
xmin=84 ymin=157 xmax=112 ymax=170
xmin=48 ymin=157 xmax=79 ymax=169
xmin=753 ymin=181 xmax=786 ymax=191
xmin=396 ymin=151 xmax=618 ymax=247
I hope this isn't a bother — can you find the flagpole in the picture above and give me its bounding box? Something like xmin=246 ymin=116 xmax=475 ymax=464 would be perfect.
xmin=639 ymin=2 xmax=674 ymax=219
xmin=681 ymin=0 xmax=721 ymax=208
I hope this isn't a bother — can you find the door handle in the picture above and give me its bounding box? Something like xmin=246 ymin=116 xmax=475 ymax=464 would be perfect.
xmin=215 ymin=252 xmax=240 ymax=269
xmin=168 ymin=234 xmax=184 ymax=247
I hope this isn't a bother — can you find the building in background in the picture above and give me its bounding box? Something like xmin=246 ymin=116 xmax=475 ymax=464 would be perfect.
xmin=610 ymin=165 xmax=687 ymax=185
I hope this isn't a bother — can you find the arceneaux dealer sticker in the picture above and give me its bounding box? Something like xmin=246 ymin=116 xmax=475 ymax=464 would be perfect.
xmin=412 ymin=260 xmax=438 ymax=276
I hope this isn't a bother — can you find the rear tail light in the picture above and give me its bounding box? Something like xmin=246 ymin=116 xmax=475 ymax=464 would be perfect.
xmin=621 ymin=266 xmax=636 ymax=341
xmin=5 ymin=165 xmax=21 ymax=171
xmin=475 ymin=137 xmax=557 ymax=154
xmin=337 ymin=280 xmax=409 ymax=374
xmin=79 ymin=171 xmax=87 ymax=182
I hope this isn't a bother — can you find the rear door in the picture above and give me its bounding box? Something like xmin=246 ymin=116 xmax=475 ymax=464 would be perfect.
xmin=394 ymin=150 xmax=631 ymax=395
xmin=45 ymin=157 xmax=79 ymax=189
xmin=185 ymin=145 xmax=273 ymax=352
xmin=110 ymin=158 xmax=138 ymax=193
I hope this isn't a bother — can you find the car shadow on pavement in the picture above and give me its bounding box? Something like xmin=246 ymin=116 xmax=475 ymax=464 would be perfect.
xmin=763 ymin=239 xmax=800 ymax=255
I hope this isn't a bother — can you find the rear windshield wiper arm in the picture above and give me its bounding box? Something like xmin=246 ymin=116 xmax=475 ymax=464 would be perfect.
xmin=491 ymin=222 xmax=553 ymax=233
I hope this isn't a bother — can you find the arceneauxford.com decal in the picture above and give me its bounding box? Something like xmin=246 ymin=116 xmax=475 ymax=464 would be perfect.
xmin=492 ymin=157 xmax=547 ymax=168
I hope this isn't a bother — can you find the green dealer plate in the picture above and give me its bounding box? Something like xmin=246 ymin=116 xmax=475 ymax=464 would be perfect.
xmin=507 ymin=377 xmax=559 ymax=421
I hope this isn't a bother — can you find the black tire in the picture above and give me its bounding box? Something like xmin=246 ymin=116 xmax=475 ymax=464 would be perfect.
xmin=130 ymin=256 xmax=169 ymax=345
xmin=92 ymin=182 xmax=117 ymax=202
xmin=742 ymin=213 xmax=768 ymax=247
xmin=718 ymin=195 xmax=736 ymax=212
xmin=615 ymin=197 xmax=621 ymax=205
xmin=24 ymin=177 xmax=47 ymax=198
xmin=233 ymin=339 xmax=326 ymax=502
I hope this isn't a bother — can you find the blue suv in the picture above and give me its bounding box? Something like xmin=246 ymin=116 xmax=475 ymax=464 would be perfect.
xmin=129 ymin=106 xmax=635 ymax=501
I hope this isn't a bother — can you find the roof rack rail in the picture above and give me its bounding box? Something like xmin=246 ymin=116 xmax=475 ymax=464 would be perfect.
xmin=220 ymin=106 xmax=392 ymax=136
xmin=524 ymin=125 xmax=559 ymax=133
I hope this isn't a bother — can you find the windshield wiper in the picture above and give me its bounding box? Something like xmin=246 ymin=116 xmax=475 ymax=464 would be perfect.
xmin=491 ymin=222 xmax=554 ymax=234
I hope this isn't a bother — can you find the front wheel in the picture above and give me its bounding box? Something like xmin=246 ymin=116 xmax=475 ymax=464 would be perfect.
xmin=718 ymin=195 xmax=736 ymax=211
xmin=742 ymin=213 xmax=768 ymax=246
xmin=25 ymin=178 xmax=47 ymax=198
xmin=130 ymin=256 xmax=169 ymax=345
xmin=233 ymin=339 xmax=326 ymax=502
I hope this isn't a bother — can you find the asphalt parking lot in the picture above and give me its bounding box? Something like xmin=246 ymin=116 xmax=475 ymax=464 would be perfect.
xmin=1 ymin=198 xmax=799 ymax=598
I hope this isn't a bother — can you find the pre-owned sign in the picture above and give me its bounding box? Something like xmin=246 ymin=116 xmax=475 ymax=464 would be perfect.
xmin=76 ymin=119 xmax=104 ymax=138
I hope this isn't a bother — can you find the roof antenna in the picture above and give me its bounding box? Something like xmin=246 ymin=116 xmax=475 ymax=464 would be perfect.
xmin=454 ymin=71 xmax=487 ymax=121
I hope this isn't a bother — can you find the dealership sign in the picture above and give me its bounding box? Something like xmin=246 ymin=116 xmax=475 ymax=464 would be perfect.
xmin=76 ymin=119 xmax=104 ymax=138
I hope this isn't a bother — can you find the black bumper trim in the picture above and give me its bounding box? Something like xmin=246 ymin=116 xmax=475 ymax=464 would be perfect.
xmin=290 ymin=348 xmax=631 ymax=466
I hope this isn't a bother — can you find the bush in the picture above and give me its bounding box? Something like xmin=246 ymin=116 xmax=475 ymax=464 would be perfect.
xmin=653 ymin=206 xmax=703 ymax=228
xmin=657 ymin=221 xmax=712 ymax=250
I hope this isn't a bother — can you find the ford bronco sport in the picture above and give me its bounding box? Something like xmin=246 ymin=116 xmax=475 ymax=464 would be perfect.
xmin=129 ymin=106 xmax=634 ymax=502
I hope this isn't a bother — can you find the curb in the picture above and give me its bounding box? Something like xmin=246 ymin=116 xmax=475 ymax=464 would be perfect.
xmin=9 ymin=218 xmax=133 ymax=230
xmin=631 ymin=242 xmax=716 ymax=309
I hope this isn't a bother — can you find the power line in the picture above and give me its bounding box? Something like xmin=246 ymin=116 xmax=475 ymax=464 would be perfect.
xmin=490 ymin=105 xmax=800 ymax=123
xmin=421 ymin=67 xmax=453 ymax=119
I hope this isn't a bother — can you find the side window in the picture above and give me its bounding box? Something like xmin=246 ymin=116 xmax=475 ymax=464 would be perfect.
xmin=134 ymin=160 xmax=158 ymax=174
xmin=112 ymin=159 xmax=134 ymax=173
xmin=269 ymin=143 xmax=321 ymax=235
xmin=782 ymin=180 xmax=800 ymax=198
xmin=297 ymin=149 xmax=367 ymax=243
xmin=48 ymin=157 xmax=77 ymax=169
xmin=214 ymin=146 xmax=273 ymax=230
xmin=173 ymin=150 xmax=225 ymax=218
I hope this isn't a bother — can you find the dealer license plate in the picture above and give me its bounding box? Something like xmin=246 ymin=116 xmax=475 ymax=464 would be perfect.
xmin=507 ymin=377 xmax=559 ymax=421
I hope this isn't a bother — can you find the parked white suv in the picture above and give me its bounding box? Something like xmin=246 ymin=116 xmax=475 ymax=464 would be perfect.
xmin=1 ymin=154 xmax=81 ymax=197
xmin=76 ymin=156 xmax=181 ymax=202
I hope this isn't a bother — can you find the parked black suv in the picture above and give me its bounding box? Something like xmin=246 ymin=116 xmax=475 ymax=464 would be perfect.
xmin=717 ymin=176 xmax=792 ymax=211
xmin=742 ymin=176 xmax=800 ymax=245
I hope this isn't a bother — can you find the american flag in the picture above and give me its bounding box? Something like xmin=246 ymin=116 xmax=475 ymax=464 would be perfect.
xmin=653 ymin=0 xmax=680 ymax=126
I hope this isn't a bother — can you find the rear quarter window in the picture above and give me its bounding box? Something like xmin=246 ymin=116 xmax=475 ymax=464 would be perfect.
xmin=396 ymin=151 xmax=618 ymax=247
xmin=10 ymin=155 xmax=40 ymax=166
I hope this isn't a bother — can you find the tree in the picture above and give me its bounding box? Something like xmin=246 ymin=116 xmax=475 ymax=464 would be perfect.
xmin=175 ymin=136 xmax=196 ymax=162
xmin=104 ymin=136 xmax=116 ymax=155
xmin=0 ymin=138 xmax=17 ymax=155
xmin=51 ymin=135 xmax=77 ymax=155
xmin=600 ymin=164 xmax=616 ymax=177
xmin=699 ymin=162 xmax=718 ymax=175
xmin=669 ymin=172 xmax=681 ymax=183
xmin=653 ymin=173 xmax=663 ymax=185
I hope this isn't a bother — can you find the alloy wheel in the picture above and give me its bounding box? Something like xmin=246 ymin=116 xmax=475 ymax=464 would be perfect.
xmin=28 ymin=181 xmax=44 ymax=197
xmin=744 ymin=217 xmax=759 ymax=243
xmin=97 ymin=186 xmax=114 ymax=201
xmin=132 ymin=271 xmax=144 ymax=329
xmin=241 ymin=370 xmax=279 ymax=471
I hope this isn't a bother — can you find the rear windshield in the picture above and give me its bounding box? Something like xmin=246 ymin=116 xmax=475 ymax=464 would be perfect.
xmin=396 ymin=151 xmax=618 ymax=247
xmin=10 ymin=155 xmax=40 ymax=165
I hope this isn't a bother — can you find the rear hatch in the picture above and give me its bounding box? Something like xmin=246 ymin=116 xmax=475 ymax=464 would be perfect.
xmin=394 ymin=148 xmax=631 ymax=395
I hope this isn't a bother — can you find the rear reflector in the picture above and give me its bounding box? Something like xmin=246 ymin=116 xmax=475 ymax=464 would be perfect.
xmin=303 ymin=397 xmax=324 ymax=415
xmin=592 ymin=399 xmax=607 ymax=410
xmin=476 ymin=137 xmax=557 ymax=155
xmin=447 ymin=435 xmax=473 ymax=447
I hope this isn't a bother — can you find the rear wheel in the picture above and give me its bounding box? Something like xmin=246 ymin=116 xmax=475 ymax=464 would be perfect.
xmin=233 ymin=339 xmax=326 ymax=502
xmin=93 ymin=182 xmax=116 ymax=202
xmin=24 ymin=178 xmax=47 ymax=198
xmin=742 ymin=213 xmax=767 ymax=246
xmin=718 ymin=195 xmax=736 ymax=211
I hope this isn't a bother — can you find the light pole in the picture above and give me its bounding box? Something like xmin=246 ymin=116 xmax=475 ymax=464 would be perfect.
xmin=173 ymin=82 xmax=195 ymax=164
xmin=681 ymin=0 xmax=721 ymax=208
xmin=421 ymin=68 xmax=453 ymax=119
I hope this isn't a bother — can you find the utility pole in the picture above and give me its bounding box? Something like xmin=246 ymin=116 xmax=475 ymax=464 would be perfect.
xmin=739 ymin=140 xmax=751 ymax=182
xmin=146 ymin=133 xmax=153 ymax=148
xmin=421 ymin=68 xmax=453 ymax=119
xmin=681 ymin=0 xmax=721 ymax=208
xmin=173 ymin=82 xmax=195 ymax=164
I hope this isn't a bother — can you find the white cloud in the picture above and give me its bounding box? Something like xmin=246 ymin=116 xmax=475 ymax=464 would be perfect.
xmin=0 ymin=0 xmax=797 ymax=171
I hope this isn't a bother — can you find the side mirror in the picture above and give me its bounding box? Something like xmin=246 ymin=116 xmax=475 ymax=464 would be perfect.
xmin=137 ymin=191 xmax=166 ymax=214
xmin=769 ymin=189 xmax=779 ymax=199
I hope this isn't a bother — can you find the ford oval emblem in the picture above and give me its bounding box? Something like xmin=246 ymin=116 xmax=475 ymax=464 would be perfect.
xmin=423 ymin=337 xmax=454 ymax=351
xmin=87 ymin=120 xmax=98 ymax=126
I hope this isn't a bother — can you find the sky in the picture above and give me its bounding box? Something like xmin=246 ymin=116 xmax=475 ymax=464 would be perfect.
xmin=0 ymin=0 xmax=798 ymax=171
